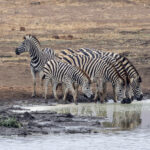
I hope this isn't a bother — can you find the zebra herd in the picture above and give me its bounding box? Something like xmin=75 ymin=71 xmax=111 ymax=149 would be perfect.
xmin=15 ymin=34 xmax=143 ymax=105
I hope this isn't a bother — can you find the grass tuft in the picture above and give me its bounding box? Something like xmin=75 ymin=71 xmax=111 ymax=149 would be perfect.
xmin=0 ymin=117 xmax=22 ymax=128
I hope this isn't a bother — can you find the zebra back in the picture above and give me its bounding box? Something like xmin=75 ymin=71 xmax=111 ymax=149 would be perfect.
xmin=43 ymin=59 xmax=91 ymax=85
xmin=58 ymin=48 xmax=129 ymax=86
xmin=77 ymin=48 xmax=141 ymax=80
xmin=57 ymin=52 xmax=125 ymax=86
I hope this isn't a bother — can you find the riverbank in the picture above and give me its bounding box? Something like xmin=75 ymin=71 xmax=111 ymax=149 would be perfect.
xmin=0 ymin=99 xmax=150 ymax=136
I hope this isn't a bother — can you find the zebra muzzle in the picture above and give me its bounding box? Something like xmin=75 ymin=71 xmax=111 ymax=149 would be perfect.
xmin=137 ymin=94 xmax=143 ymax=101
xmin=15 ymin=48 xmax=20 ymax=55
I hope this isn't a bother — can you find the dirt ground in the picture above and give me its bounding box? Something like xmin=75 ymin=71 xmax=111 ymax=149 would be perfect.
xmin=0 ymin=0 xmax=150 ymax=102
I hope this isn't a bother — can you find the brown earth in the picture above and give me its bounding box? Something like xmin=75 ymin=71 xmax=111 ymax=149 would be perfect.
xmin=0 ymin=0 xmax=150 ymax=102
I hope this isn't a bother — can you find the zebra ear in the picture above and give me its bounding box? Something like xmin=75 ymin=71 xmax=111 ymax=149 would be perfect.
xmin=42 ymin=74 xmax=45 ymax=80
xmin=23 ymin=36 xmax=26 ymax=40
xmin=138 ymin=76 xmax=142 ymax=82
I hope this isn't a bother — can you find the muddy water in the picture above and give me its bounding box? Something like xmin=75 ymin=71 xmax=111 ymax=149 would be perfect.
xmin=1 ymin=100 xmax=150 ymax=150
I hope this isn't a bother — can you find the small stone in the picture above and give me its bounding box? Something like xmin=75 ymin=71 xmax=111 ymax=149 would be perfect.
xmin=52 ymin=35 xmax=60 ymax=39
xmin=68 ymin=35 xmax=73 ymax=40
xmin=23 ymin=112 xmax=34 ymax=120
xmin=20 ymin=27 xmax=25 ymax=31
xmin=30 ymin=2 xmax=41 ymax=5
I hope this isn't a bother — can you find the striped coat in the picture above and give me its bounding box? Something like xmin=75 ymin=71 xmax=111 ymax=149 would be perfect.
xmin=43 ymin=59 xmax=93 ymax=104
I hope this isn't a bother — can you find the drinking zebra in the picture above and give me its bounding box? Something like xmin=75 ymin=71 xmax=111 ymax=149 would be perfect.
xmin=15 ymin=34 xmax=55 ymax=97
xmin=56 ymin=53 xmax=127 ymax=103
xmin=58 ymin=48 xmax=131 ymax=103
xmin=74 ymin=48 xmax=143 ymax=102
xmin=43 ymin=59 xmax=93 ymax=104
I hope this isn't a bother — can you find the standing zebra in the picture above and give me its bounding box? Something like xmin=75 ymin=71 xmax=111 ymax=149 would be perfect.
xmin=59 ymin=48 xmax=131 ymax=103
xmin=43 ymin=59 xmax=93 ymax=104
xmin=74 ymin=48 xmax=143 ymax=101
xmin=56 ymin=53 xmax=127 ymax=103
xmin=15 ymin=35 xmax=55 ymax=97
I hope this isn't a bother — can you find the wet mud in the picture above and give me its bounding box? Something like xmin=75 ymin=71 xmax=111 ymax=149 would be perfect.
xmin=0 ymin=93 xmax=149 ymax=136
xmin=0 ymin=107 xmax=104 ymax=136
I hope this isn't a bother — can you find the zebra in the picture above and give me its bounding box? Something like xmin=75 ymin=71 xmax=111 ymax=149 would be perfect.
xmin=42 ymin=59 xmax=93 ymax=104
xmin=15 ymin=34 xmax=55 ymax=97
xmin=74 ymin=48 xmax=143 ymax=102
xmin=56 ymin=53 xmax=127 ymax=103
xmin=58 ymin=48 xmax=131 ymax=103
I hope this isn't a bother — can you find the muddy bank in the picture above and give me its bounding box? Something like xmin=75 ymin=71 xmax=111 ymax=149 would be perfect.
xmin=0 ymin=96 xmax=149 ymax=136
xmin=0 ymin=107 xmax=103 ymax=136
xmin=0 ymin=94 xmax=105 ymax=136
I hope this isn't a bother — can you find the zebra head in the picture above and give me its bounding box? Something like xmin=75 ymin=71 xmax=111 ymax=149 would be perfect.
xmin=82 ymin=78 xmax=93 ymax=99
xmin=114 ymin=78 xmax=126 ymax=101
xmin=130 ymin=76 xmax=143 ymax=101
xmin=15 ymin=35 xmax=40 ymax=55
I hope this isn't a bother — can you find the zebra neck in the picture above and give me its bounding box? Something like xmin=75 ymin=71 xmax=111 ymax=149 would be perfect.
xmin=30 ymin=44 xmax=40 ymax=60
xmin=72 ymin=71 xmax=83 ymax=85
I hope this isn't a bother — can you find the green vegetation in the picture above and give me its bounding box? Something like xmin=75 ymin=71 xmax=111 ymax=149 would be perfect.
xmin=0 ymin=117 xmax=22 ymax=128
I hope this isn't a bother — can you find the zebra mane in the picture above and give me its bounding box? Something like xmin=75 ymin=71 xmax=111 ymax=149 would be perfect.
xmin=76 ymin=66 xmax=92 ymax=84
xmin=23 ymin=34 xmax=41 ymax=47
xmin=111 ymin=63 xmax=126 ymax=86
xmin=112 ymin=56 xmax=130 ymax=85
xmin=120 ymin=55 xmax=141 ymax=81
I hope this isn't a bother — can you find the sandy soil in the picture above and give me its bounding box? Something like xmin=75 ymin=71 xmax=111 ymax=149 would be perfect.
xmin=0 ymin=0 xmax=150 ymax=101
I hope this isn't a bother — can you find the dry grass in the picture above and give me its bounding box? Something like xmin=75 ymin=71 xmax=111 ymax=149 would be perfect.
xmin=0 ymin=0 xmax=150 ymax=99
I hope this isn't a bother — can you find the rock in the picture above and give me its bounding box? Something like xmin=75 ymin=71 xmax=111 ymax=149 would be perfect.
xmin=52 ymin=35 xmax=60 ymax=39
xmin=66 ymin=113 xmax=73 ymax=118
xmin=30 ymin=2 xmax=41 ymax=5
xmin=20 ymin=27 xmax=25 ymax=31
xmin=23 ymin=112 xmax=34 ymax=120
xmin=68 ymin=35 xmax=73 ymax=40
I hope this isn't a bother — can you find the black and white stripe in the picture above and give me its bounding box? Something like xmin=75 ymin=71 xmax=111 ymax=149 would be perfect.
xmin=15 ymin=34 xmax=55 ymax=97
xmin=56 ymin=52 xmax=127 ymax=103
xmin=75 ymin=48 xmax=143 ymax=101
xmin=43 ymin=59 xmax=93 ymax=104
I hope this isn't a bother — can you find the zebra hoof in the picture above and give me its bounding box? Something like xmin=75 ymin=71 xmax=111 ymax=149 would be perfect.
xmin=121 ymin=99 xmax=126 ymax=104
xmin=131 ymin=96 xmax=134 ymax=101
xmin=137 ymin=94 xmax=143 ymax=101
xmin=126 ymin=98 xmax=132 ymax=104
xmin=105 ymin=99 xmax=108 ymax=103
xmin=121 ymin=98 xmax=131 ymax=104
xmin=32 ymin=94 xmax=36 ymax=98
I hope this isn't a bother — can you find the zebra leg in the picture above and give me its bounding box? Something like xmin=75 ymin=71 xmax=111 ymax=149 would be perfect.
xmin=52 ymin=81 xmax=59 ymax=101
xmin=94 ymin=88 xmax=99 ymax=103
xmin=94 ymin=78 xmax=100 ymax=102
xmin=70 ymin=84 xmax=78 ymax=105
xmin=113 ymin=86 xmax=117 ymax=103
xmin=99 ymin=84 xmax=105 ymax=103
xmin=31 ymin=67 xmax=37 ymax=97
xmin=102 ymin=82 xmax=107 ymax=102
xmin=39 ymin=71 xmax=44 ymax=97
xmin=73 ymin=83 xmax=79 ymax=98
xmin=126 ymin=85 xmax=134 ymax=101
xmin=63 ymin=85 xmax=69 ymax=103
xmin=44 ymin=78 xmax=49 ymax=103
xmin=97 ymin=78 xmax=105 ymax=103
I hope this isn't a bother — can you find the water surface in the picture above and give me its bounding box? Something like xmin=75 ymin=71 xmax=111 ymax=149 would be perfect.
xmin=1 ymin=100 xmax=150 ymax=150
